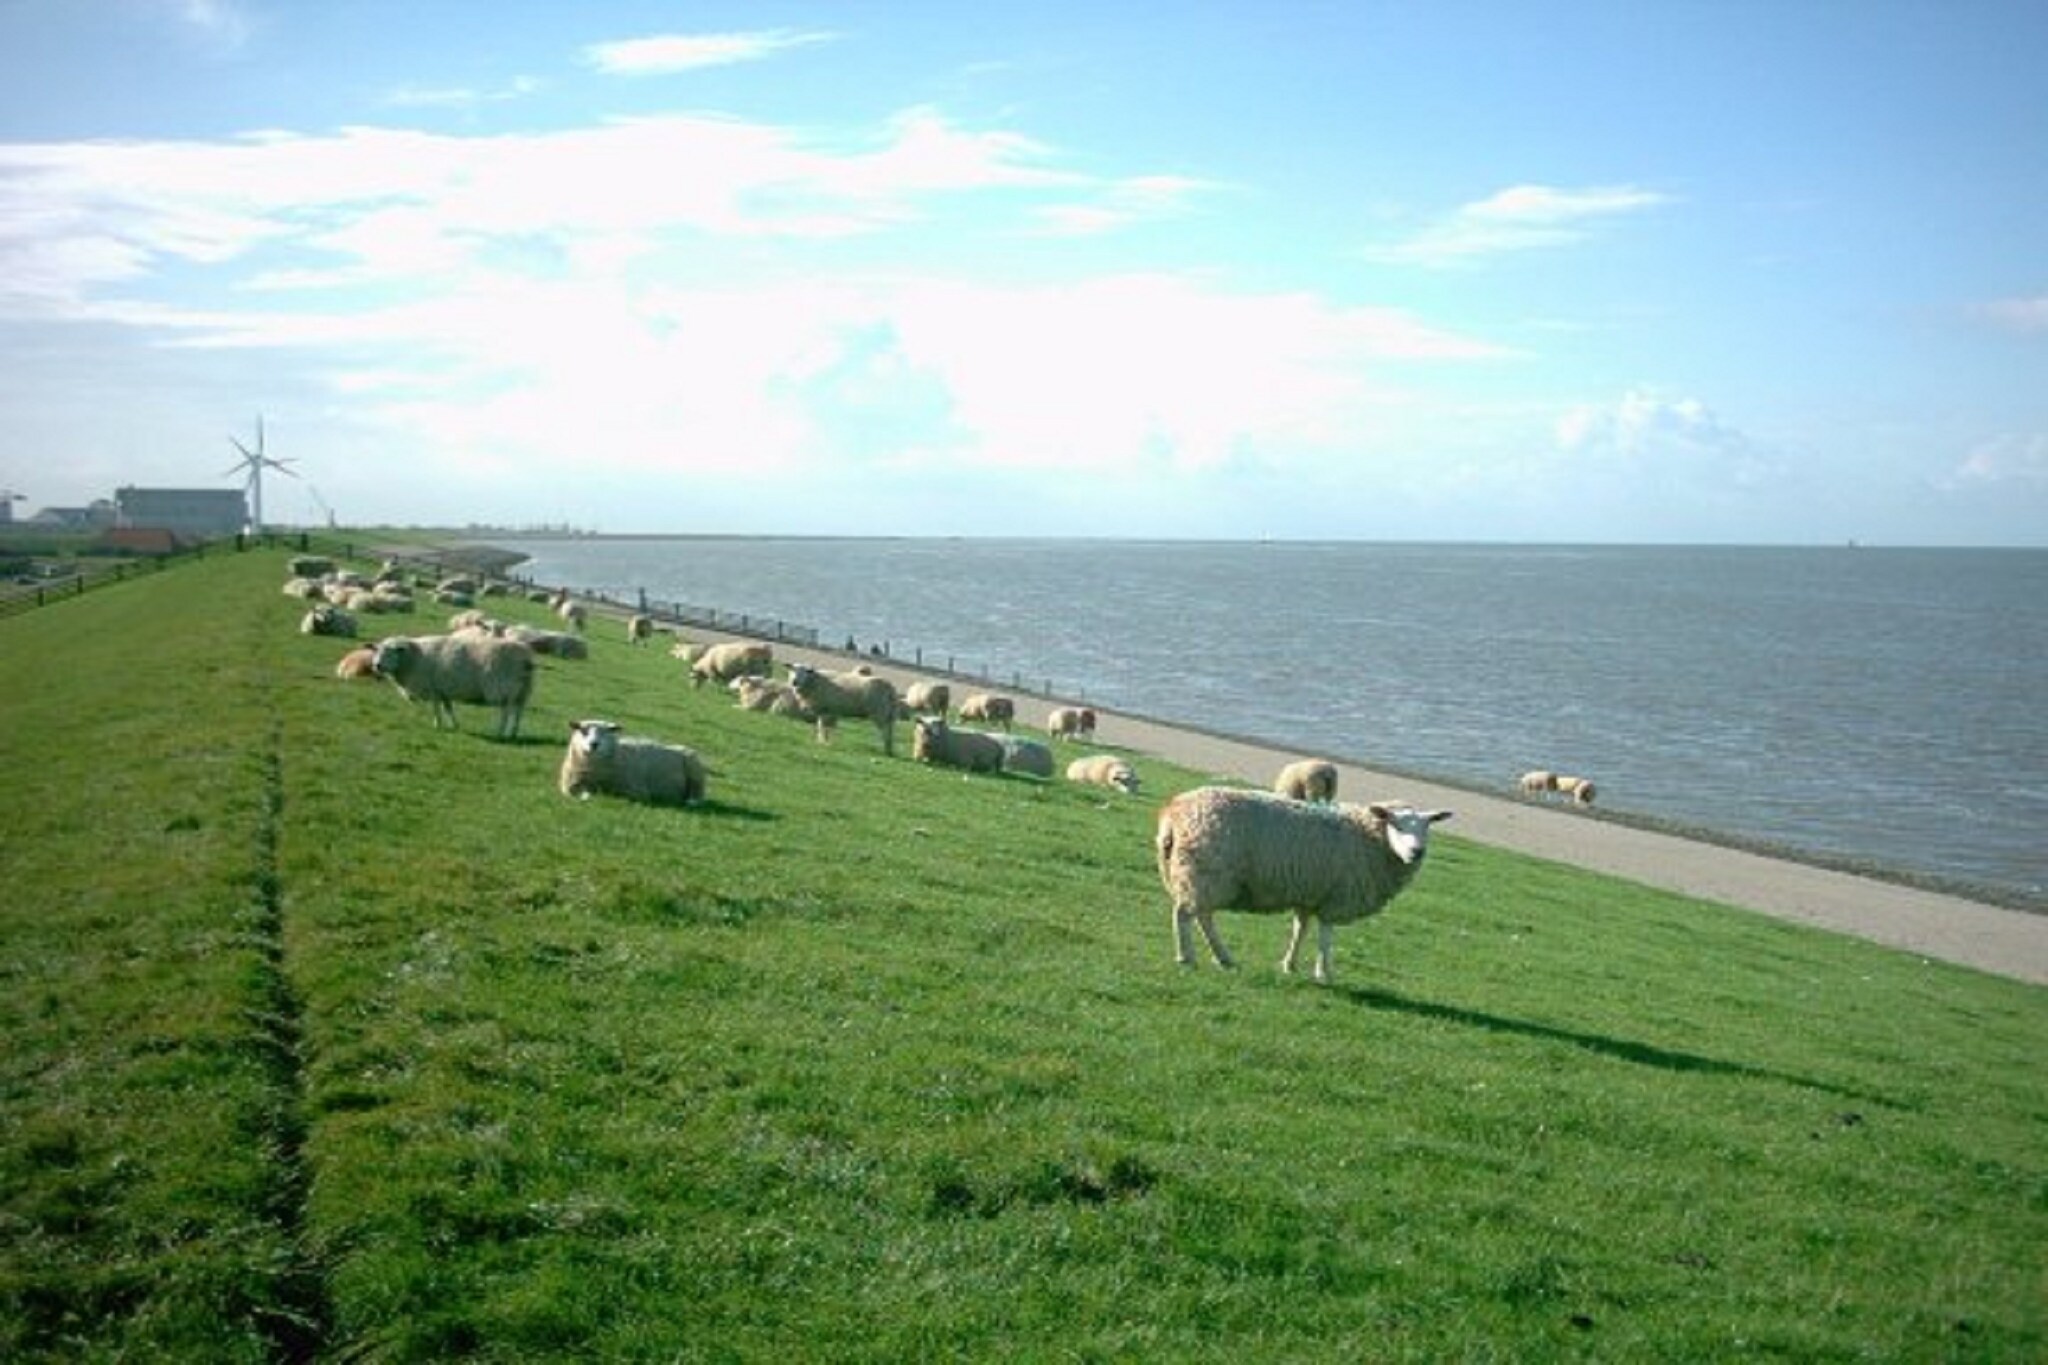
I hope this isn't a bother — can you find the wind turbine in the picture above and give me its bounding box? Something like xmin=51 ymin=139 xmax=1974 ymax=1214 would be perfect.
xmin=224 ymin=416 xmax=297 ymax=534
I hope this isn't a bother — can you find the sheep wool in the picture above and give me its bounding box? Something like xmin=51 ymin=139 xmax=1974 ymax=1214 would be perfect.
xmin=998 ymin=735 xmax=1055 ymax=778
xmin=1066 ymin=754 xmax=1140 ymax=794
xmin=559 ymin=720 xmax=707 ymax=806
xmin=370 ymin=632 xmax=536 ymax=739
xmin=788 ymin=663 xmax=898 ymax=754
xmin=1156 ymin=786 xmax=1451 ymax=983
xmin=902 ymin=681 xmax=951 ymax=718
xmin=957 ymin=694 xmax=1016 ymax=730
xmin=1048 ymin=706 xmax=1097 ymax=741
xmin=911 ymin=717 xmax=1004 ymax=773
xmin=1274 ymin=759 xmax=1339 ymax=803
xmin=690 ymin=642 xmax=774 ymax=689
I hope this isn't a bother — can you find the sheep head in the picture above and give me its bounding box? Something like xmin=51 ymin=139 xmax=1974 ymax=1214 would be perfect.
xmin=1366 ymin=803 xmax=1454 ymax=865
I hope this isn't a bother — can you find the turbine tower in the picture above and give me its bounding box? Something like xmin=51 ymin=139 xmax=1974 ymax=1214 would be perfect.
xmin=224 ymin=416 xmax=297 ymax=534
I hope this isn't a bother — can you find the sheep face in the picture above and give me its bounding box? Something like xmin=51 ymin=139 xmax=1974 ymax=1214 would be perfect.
xmin=568 ymin=719 xmax=622 ymax=762
xmin=1368 ymin=803 xmax=1454 ymax=866
xmin=369 ymin=638 xmax=417 ymax=678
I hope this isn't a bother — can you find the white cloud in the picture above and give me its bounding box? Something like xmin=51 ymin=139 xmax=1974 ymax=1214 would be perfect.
xmin=584 ymin=29 xmax=832 ymax=76
xmin=1946 ymin=433 xmax=2048 ymax=487
xmin=1556 ymin=388 xmax=1780 ymax=490
xmin=1371 ymin=183 xmax=1672 ymax=267
xmin=1976 ymin=294 xmax=2048 ymax=334
xmin=1032 ymin=174 xmax=1220 ymax=237
xmin=385 ymin=77 xmax=544 ymax=109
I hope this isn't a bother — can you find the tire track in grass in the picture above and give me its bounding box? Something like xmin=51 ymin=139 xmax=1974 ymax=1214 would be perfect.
xmin=241 ymin=716 xmax=330 ymax=1361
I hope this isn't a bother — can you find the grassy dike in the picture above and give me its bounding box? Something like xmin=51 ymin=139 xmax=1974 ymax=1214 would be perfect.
xmin=2 ymin=546 xmax=2043 ymax=1361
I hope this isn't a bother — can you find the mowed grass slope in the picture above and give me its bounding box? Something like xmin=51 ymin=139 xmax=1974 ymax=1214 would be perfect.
xmin=2 ymin=546 xmax=2043 ymax=1362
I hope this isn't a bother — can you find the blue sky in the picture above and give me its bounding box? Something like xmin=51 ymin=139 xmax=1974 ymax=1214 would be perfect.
xmin=2 ymin=0 xmax=2043 ymax=544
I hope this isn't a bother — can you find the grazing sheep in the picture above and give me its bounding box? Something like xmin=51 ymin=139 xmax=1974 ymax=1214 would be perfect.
xmin=299 ymin=604 xmax=356 ymax=638
xmin=558 ymin=719 xmax=707 ymax=806
xmin=902 ymin=681 xmax=951 ymax=718
xmin=556 ymin=598 xmax=588 ymax=632
xmin=334 ymin=646 xmax=378 ymax=680
xmin=1048 ymin=706 xmax=1097 ymax=741
xmin=1274 ymin=759 xmax=1339 ymax=804
xmin=911 ymin=717 xmax=1005 ymax=773
xmin=730 ymin=675 xmax=818 ymax=721
xmin=627 ymin=614 xmax=655 ymax=646
xmin=1554 ymin=775 xmax=1597 ymax=806
xmin=1066 ymin=754 xmax=1141 ymax=794
xmin=789 ymin=663 xmax=899 ymax=753
xmin=1518 ymin=770 xmax=1557 ymax=796
xmin=957 ymin=693 xmax=1015 ymax=730
xmin=1155 ymin=786 xmax=1452 ymax=983
xmin=370 ymin=633 xmax=536 ymax=739
xmin=690 ymin=642 xmax=774 ymax=689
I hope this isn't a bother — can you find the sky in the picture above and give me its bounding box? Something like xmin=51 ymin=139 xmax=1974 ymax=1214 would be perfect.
xmin=1 ymin=0 xmax=2044 ymax=544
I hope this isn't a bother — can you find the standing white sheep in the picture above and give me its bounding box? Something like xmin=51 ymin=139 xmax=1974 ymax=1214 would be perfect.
xmin=1048 ymin=706 xmax=1097 ymax=741
xmin=627 ymin=614 xmax=654 ymax=646
xmin=1554 ymin=775 xmax=1597 ymax=805
xmin=370 ymin=633 xmax=537 ymax=739
xmin=901 ymin=681 xmax=951 ymax=718
xmin=958 ymin=694 xmax=1015 ymax=730
xmin=1155 ymin=786 xmax=1452 ymax=983
xmin=1274 ymin=759 xmax=1338 ymax=803
xmin=788 ymin=662 xmax=898 ymax=754
xmin=690 ymin=642 xmax=774 ymax=689
xmin=558 ymin=719 xmax=707 ymax=806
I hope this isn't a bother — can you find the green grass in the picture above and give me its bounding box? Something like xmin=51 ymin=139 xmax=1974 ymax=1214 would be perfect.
xmin=3 ymin=546 xmax=2044 ymax=1362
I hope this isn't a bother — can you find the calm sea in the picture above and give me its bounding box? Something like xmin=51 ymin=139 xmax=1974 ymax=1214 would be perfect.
xmin=490 ymin=538 xmax=2048 ymax=906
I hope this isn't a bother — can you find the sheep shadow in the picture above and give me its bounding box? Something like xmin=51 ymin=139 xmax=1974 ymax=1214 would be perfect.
xmin=1333 ymin=982 xmax=1900 ymax=1108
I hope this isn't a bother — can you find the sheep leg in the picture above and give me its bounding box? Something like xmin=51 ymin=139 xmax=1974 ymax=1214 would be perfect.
xmin=1281 ymin=913 xmax=1311 ymax=974
xmin=1192 ymin=910 xmax=1235 ymax=969
xmin=1313 ymin=919 xmax=1336 ymax=984
xmin=1174 ymin=904 xmax=1236 ymax=968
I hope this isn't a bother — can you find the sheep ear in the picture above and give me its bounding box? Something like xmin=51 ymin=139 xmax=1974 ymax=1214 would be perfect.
xmin=1427 ymin=810 xmax=1454 ymax=824
xmin=1367 ymin=803 xmax=1392 ymax=820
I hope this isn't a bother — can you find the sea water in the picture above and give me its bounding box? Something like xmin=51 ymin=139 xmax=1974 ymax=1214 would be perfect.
xmin=491 ymin=538 xmax=2048 ymax=905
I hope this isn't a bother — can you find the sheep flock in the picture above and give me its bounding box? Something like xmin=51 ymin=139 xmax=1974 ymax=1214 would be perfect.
xmin=293 ymin=553 xmax=1481 ymax=985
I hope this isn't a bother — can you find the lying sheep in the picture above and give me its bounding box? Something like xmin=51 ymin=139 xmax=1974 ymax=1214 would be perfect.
xmin=1519 ymin=770 xmax=1596 ymax=805
xmin=1274 ymin=759 xmax=1339 ymax=804
xmin=558 ymin=719 xmax=707 ymax=806
xmin=1066 ymin=754 xmax=1140 ymax=794
xmin=1048 ymin=706 xmax=1097 ymax=741
xmin=901 ymin=681 xmax=951 ymax=718
xmin=282 ymin=577 xmax=323 ymax=600
xmin=731 ymin=675 xmax=818 ymax=720
xmin=370 ymin=633 xmax=536 ymax=739
xmin=1156 ymin=786 xmax=1452 ymax=983
xmin=288 ymin=555 xmax=333 ymax=579
xmin=998 ymin=735 xmax=1055 ymax=778
xmin=334 ymin=646 xmax=378 ymax=680
xmin=912 ymin=717 xmax=1005 ymax=773
xmin=958 ymin=693 xmax=1015 ymax=730
xmin=300 ymin=604 xmax=356 ymax=638
xmin=503 ymin=625 xmax=589 ymax=659
xmin=789 ymin=663 xmax=898 ymax=753
xmin=691 ymin=641 xmax=773 ymax=689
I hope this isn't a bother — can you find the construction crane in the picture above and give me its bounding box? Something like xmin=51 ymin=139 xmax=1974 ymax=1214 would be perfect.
xmin=307 ymin=483 xmax=339 ymax=530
